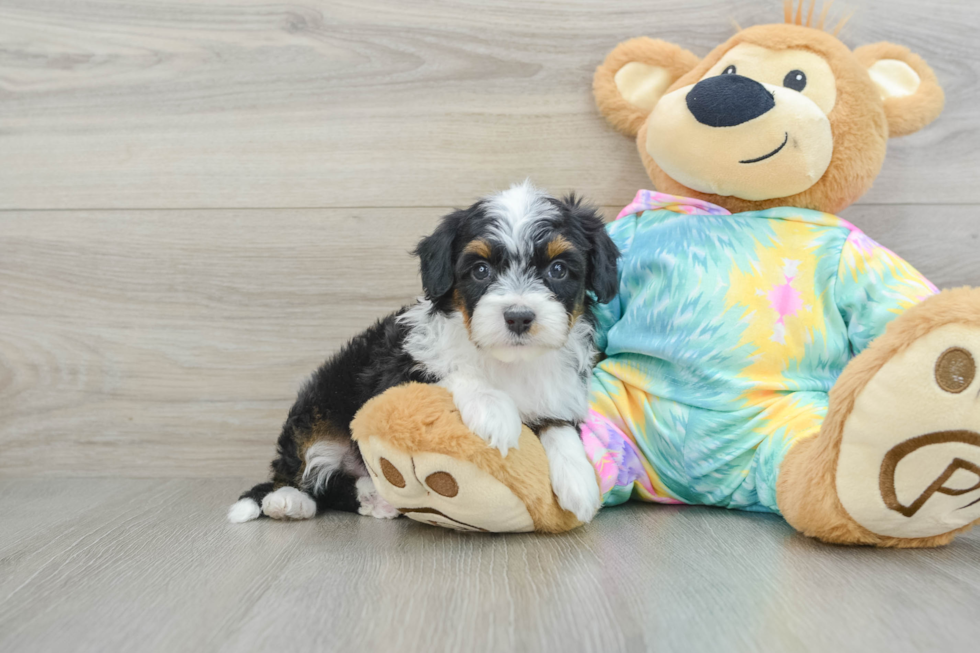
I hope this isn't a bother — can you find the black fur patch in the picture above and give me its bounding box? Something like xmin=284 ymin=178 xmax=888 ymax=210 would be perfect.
xmin=241 ymin=310 xmax=436 ymax=514
xmin=414 ymin=203 xmax=494 ymax=311
xmin=237 ymin=481 xmax=274 ymax=518
xmin=549 ymin=195 xmax=620 ymax=305
xmin=526 ymin=418 xmax=578 ymax=436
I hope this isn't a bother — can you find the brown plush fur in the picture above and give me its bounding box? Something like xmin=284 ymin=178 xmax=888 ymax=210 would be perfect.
xmin=351 ymin=383 xmax=582 ymax=533
xmin=778 ymin=288 xmax=980 ymax=548
xmin=853 ymin=42 xmax=945 ymax=138
xmin=594 ymin=24 xmax=943 ymax=214
xmin=648 ymin=25 xmax=886 ymax=214
xmin=593 ymin=37 xmax=700 ymax=137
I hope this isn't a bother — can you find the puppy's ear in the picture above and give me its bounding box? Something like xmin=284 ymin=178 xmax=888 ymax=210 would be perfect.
xmin=588 ymin=224 xmax=620 ymax=304
xmin=561 ymin=196 xmax=620 ymax=304
xmin=414 ymin=209 xmax=463 ymax=300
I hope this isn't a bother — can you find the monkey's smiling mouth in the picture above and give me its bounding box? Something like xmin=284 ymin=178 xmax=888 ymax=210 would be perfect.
xmin=739 ymin=132 xmax=789 ymax=164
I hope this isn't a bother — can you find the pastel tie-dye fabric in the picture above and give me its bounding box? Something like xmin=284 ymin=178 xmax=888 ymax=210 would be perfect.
xmin=582 ymin=191 xmax=937 ymax=514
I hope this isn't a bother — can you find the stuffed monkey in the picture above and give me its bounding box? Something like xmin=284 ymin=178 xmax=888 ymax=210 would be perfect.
xmin=355 ymin=4 xmax=980 ymax=546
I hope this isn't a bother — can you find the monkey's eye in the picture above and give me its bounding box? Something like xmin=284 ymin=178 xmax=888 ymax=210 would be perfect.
xmin=472 ymin=262 xmax=491 ymax=281
xmin=783 ymin=70 xmax=807 ymax=92
xmin=722 ymin=65 xmax=737 ymax=75
xmin=548 ymin=261 xmax=567 ymax=280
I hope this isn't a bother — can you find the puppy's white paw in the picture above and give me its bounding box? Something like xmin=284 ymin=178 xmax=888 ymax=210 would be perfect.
xmin=552 ymin=462 xmax=601 ymax=523
xmin=227 ymin=498 xmax=262 ymax=523
xmin=356 ymin=477 xmax=401 ymax=519
xmin=541 ymin=425 xmax=601 ymax=523
xmin=453 ymin=386 xmax=523 ymax=456
xmin=261 ymin=486 xmax=317 ymax=521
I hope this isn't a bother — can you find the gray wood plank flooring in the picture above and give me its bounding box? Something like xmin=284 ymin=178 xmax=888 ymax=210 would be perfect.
xmin=0 ymin=479 xmax=978 ymax=653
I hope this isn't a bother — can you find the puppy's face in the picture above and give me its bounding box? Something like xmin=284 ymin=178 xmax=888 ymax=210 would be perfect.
xmin=415 ymin=183 xmax=619 ymax=362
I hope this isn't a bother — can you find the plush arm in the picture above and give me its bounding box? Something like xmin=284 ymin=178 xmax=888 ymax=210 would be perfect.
xmin=835 ymin=229 xmax=938 ymax=355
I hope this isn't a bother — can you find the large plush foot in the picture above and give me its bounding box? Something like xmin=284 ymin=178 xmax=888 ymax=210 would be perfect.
xmin=780 ymin=288 xmax=980 ymax=547
xmin=350 ymin=382 xmax=584 ymax=533
xmin=835 ymin=320 xmax=980 ymax=540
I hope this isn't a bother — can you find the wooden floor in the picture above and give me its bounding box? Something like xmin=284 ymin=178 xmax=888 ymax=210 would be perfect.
xmin=0 ymin=479 xmax=978 ymax=653
xmin=2 ymin=1 xmax=980 ymax=651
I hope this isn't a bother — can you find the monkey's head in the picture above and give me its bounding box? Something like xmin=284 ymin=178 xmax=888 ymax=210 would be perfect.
xmin=594 ymin=6 xmax=944 ymax=214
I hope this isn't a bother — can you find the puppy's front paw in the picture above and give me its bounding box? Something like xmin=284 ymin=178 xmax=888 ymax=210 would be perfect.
xmin=261 ymin=486 xmax=317 ymax=521
xmin=355 ymin=477 xmax=401 ymax=519
xmin=541 ymin=425 xmax=601 ymax=523
xmin=552 ymin=463 xmax=601 ymax=523
xmin=453 ymin=387 xmax=523 ymax=456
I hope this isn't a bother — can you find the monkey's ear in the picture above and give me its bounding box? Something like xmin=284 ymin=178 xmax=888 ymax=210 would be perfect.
xmin=854 ymin=43 xmax=945 ymax=138
xmin=593 ymin=37 xmax=700 ymax=137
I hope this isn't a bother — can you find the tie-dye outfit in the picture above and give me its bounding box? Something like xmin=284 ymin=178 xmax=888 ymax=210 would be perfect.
xmin=582 ymin=190 xmax=937 ymax=514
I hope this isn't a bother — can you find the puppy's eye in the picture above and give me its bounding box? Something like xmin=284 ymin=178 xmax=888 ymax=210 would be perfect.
xmin=722 ymin=65 xmax=737 ymax=75
xmin=548 ymin=261 xmax=567 ymax=280
xmin=783 ymin=70 xmax=806 ymax=92
xmin=472 ymin=262 xmax=491 ymax=281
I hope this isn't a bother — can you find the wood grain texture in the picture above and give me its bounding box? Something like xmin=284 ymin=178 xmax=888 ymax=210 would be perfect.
xmin=0 ymin=0 xmax=978 ymax=210
xmin=2 ymin=206 xmax=978 ymax=478
xmin=0 ymin=478 xmax=977 ymax=653
xmin=2 ymin=5 xmax=979 ymax=651
xmin=0 ymin=208 xmax=441 ymax=478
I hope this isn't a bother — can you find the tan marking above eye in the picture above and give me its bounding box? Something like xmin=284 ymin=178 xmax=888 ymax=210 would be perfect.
xmin=380 ymin=458 xmax=406 ymax=488
xmin=935 ymin=347 xmax=976 ymax=394
xmin=463 ymin=239 xmax=491 ymax=259
xmin=546 ymin=236 xmax=574 ymax=259
xmin=425 ymin=471 xmax=459 ymax=497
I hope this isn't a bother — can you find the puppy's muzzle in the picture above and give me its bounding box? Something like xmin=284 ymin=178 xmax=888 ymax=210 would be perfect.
xmin=504 ymin=307 xmax=535 ymax=336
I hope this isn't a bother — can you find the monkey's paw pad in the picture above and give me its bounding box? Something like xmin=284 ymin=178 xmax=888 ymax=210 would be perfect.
xmin=836 ymin=323 xmax=980 ymax=538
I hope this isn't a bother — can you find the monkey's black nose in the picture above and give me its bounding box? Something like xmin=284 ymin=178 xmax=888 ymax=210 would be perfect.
xmin=686 ymin=74 xmax=775 ymax=127
xmin=504 ymin=308 xmax=535 ymax=336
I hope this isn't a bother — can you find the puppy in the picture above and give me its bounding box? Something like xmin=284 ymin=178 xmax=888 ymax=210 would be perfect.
xmin=227 ymin=181 xmax=619 ymax=525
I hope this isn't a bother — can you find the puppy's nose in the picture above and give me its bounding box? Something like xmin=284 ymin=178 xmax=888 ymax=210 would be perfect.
xmin=504 ymin=308 xmax=535 ymax=336
xmin=686 ymin=74 xmax=775 ymax=127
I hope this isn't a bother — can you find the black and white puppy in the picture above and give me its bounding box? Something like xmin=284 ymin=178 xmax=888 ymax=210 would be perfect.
xmin=228 ymin=182 xmax=619 ymax=524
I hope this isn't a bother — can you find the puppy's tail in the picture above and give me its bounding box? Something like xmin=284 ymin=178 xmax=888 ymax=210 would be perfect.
xmin=227 ymin=481 xmax=274 ymax=523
